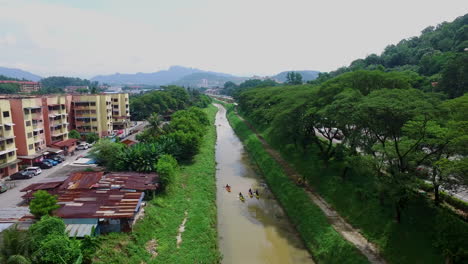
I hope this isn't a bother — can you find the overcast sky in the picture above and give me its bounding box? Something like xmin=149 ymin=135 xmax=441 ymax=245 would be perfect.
xmin=0 ymin=0 xmax=466 ymax=78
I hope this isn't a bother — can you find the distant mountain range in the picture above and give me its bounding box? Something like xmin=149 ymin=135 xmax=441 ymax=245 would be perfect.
xmin=91 ymin=66 xmax=320 ymax=87
xmin=90 ymin=66 xmax=246 ymax=86
xmin=0 ymin=65 xmax=320 ymax=87
xmin=0 ymin=66 xmax=42 ymax=81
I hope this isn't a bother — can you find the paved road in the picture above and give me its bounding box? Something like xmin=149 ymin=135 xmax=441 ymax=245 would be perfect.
xmin=0 ymin=148 xmax=91 ymax=208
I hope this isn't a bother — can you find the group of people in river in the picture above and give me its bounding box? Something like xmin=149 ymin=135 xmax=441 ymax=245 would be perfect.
xmin=225 ymin=184 xmax=259 ymax=201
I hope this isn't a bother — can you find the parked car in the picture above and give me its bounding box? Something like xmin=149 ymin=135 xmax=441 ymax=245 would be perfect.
xmin=43 ymin=159 xmax=58 ymax=166
xmin=33 ymin=161 xmax=53 ymax=169
xmin=50 ymin=156 xmax=63 ymax=163
xmin=76 ymin=143 xmax=89 ymax=150
xmin=54 ymin=155 xmax=66 ymax=161
xmin=10 ymin=171 xmax=34 ymax=180
xmin=24 ymin=167 xmax=42 ymax=176
xmin=0 ymin=183 xmax=7 ymax=193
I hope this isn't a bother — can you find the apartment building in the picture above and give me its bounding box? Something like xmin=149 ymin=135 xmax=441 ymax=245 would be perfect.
xmin=0 ymin=100 xmax=19 ymax=178
xmin=110 ymin=93 xmax=130 ymax=130
xmin=9 ymin=97 xmax=47 ymax=165
xmin=72 ymin=94 xmax=113 ymax=137
xmin=0 ymin=81 xmax=41 ymax=93
xmin=42 ymin=95 xmax=69 ymax=144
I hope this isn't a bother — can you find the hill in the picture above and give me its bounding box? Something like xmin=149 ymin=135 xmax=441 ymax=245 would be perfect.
xmin=315 ymin=13 xmax=468 ymax=98
xmin=273 ymin=70 xmax=320 ymax=82
xmin=91 ymin=66 xmax=241 ymax=86
xmin=0 ymin=66 xmax=42 ymax=81
xmin=172 ymin=72 xmax=247 ymax=88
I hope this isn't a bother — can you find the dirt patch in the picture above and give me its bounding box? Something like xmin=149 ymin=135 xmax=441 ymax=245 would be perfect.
xmin=176 ymin=211 xmax=188 ymax=248
xmin=145 ymin=239 xmax=158 ymax=259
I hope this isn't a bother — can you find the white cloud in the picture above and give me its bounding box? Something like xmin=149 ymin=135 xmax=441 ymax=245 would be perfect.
xmin=0 ymin=0 xmax=467 ymax=77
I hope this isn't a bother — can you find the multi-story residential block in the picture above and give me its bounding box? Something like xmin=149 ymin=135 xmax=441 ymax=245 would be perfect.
xmin=0 ymin=81 xmax=41 ymax=93
xmin=110 ymin=93 xmax=130 ymax=131
xmin=41 ymin=95 xmax=78 ymax=154
xmin=42 ymin=95 xmax=69 ymax=144
xmin=9 ymin=97 xmax=47 ymax=165
xmin=0 ymin=100 xmax=19 ymax=178
xmin=71 ymin=94 xmax=113 ymax=137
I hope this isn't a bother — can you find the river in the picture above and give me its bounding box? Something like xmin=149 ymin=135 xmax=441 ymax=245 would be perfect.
xmin=215 ymin=104 xmax=314 ymax=264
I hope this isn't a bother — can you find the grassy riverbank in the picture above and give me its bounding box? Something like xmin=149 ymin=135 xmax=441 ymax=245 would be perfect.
xmin=94 ymin=104 xmax=220 ymax=264
xmin=219 ymin=99 xmax=468 ymax=264
xmin=223 ymin=103 xmax=369 ymax=264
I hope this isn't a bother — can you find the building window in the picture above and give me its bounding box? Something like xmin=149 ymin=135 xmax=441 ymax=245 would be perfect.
xmin=9 ymin=164 xmax=16 ymax=169
xmin=28 ymin=144 xmax=33 ymax=150
xmin=6 ymin=139 xmax=13 ymax=144
xmin=3 ymin=111 xmax=9 ymax=117
xmin=5 ymin=125 xmax=11 ymax=131
xmin=28 ymin=132 xmax=33 ymax=138
xmin=8 ymin=151 xmax=14 ymax=157
xmin=25 ymin=121 xmax=31 ymax=126
xmin=90 ymin=102 xmax=96 ymax=106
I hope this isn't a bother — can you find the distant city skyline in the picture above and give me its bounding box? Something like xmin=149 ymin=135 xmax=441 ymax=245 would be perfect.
xmin=0 ymin=0 xmax=467 ymax=78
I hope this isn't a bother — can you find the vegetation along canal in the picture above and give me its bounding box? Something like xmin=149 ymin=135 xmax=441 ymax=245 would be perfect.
xmin=215 ymin=104 xmax=314 ymax=264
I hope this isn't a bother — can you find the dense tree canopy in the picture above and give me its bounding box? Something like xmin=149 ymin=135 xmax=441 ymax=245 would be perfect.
xmin=130 ymin=85 xmax=211 ymax=120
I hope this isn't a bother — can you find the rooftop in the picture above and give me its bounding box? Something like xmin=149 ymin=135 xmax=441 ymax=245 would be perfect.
xmin=95 ymin=172 xmax=159 ymax=191
xmin=55 ymin=189 xmax=143 ymax=219
xmin=52 ymin=138 xmax=78 ymax=147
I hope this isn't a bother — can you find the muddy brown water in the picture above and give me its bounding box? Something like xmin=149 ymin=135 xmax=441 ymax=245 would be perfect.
xmin=215 ymin=104 xmax=314 ymax=264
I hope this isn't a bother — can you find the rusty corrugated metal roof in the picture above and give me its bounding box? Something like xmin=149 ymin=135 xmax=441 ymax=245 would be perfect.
xmin=20 ymin=181 xmax=64 ymax=192
xmin=59 ymin=171 xmax=104 ymax=190
xmin=55 ymin=189 xmax=143 ymax=219
xmin=95 ymin=172 xmax=159 ymax=191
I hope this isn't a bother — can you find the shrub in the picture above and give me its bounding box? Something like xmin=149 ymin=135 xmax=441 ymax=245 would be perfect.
xmin=29 ymin=191 xmax=59 ymax=219
xmin=156 ymin=154 xmax=178 ymax=187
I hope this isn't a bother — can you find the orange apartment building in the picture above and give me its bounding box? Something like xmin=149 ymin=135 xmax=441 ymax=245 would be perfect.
xmin=0 ymin=93 xmax=130 ymax=176
xmin=9 ymin=97 xmax=47 ymax=165
xmin=42 ymin=95 xmax=77 ymax=154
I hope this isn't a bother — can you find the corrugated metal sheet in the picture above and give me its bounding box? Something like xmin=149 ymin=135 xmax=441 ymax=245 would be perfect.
xmin=20 ymin=181 xmax=64 ymax=192
xmin=55 ymin=189 xmax=143 ymax=219
xmin=65 ymin=224 xmax=97 ymax=237
xmin=59 ymin=171 xmax=104 ymax=190
xmin=0 ymin=223 xmax=14 ymax=232
xmin=95 ymin=172 xmax=159 ymax=191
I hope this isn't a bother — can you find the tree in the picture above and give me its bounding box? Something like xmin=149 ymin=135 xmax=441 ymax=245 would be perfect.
xmin=5 ymin=255 xmax=31 ymax=264
xmin=0 ymin=227 xmax=31 ymax=263
xmin=286 ymin=72 xmax=303 ymax=85
xmin=438 ymin=52 xmax=468 ymax=98
xmin=84 ymin=133 xmax=99 ymax=144
xmin=68 ymin=130 xmax=81 ymax=139
xmin=32 ymin=235 xmax=81 ymax=264
xmin=29 ymin=217 xmax=81 ymax=264
xmin=89 ymin=139 xmax=125 ymax=170
xmin=356 ymin=88 xmax=438 ymax=222
xmin=29 ymin=191 xmax=59 ymax=219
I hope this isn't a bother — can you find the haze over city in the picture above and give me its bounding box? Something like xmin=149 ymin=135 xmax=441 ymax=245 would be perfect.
xmin=1 ymin=0 xmax=467 ymax=78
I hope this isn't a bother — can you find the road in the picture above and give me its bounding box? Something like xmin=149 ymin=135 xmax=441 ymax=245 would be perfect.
xmin=0 ymin=148 xmax=92 ymax=209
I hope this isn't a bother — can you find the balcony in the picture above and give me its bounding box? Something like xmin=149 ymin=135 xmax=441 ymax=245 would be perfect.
xmin=51 ymin=129 xmax=67 ymax=136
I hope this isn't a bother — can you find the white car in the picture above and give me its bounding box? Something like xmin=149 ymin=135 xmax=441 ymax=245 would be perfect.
xmin=24 ymin=167 xmax=42 ymax=176
xmin=76 ymin=143 xmax=90 ymax=150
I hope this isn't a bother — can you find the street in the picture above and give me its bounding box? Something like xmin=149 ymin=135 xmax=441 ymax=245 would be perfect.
xmin=0 ymin=148 xmax=92 ymax=209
